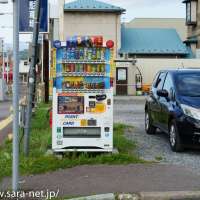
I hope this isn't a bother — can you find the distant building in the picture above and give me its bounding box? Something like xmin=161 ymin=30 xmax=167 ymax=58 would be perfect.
xmin=120 ymin=26 xmax=190 ymax=59
xmin=0 ymin=52 xmax=13 ymax=83
xmin=19 ymin=60 xmax=29 ymax=83
xmin=125 ymin=18 xmax=187 ymax=41
xmin=115 ymin=26 xmax=198 ymax=96
xmin=183 ymin=0 xmax=199 ymax=56
xmin=58 ymin=0 xmax=125 ymax=55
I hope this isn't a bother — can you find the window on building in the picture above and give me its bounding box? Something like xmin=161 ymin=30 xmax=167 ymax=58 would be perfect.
xmin=186 ymin=0 xmax=197 ymax=25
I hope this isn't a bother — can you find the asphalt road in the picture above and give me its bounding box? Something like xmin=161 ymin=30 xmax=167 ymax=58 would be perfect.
xmin=0 ymin=100 xmax=11 ymax=121
xmin=0 ymin=83 xmax=27 ymax=144
xmin=114 ymin=96 xmax=200 ymax=175
xmin=0 ymin=83 xmax=27 ymax=121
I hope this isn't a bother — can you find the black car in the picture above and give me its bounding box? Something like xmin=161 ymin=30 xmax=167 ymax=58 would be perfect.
xmin=145 ymin=69 xmax=200 ymax=152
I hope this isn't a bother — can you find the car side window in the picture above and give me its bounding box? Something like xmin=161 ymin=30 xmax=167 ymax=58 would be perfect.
xmin=155 ymin=72 xmax=166 ymax=90
xmin=152 ymin=73 xmax=160 ymax=88
xmin=163 ymin=73 xmax=174 ymax=99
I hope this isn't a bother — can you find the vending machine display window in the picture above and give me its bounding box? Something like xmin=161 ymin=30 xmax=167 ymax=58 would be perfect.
xmin=58 ymin=96 xmax=84 ymax=114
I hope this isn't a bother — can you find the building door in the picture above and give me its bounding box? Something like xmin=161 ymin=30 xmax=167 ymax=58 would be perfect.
xmin=116 ymin=67 xmax=128 ymax=95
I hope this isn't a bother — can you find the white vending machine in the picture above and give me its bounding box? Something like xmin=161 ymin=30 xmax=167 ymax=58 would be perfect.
xmin=52 ymin=36 xmax=114 ymax=152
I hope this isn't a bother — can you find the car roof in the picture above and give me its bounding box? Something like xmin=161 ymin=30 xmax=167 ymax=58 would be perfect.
xmin=159 ymin=68 xmax=200 ymax=75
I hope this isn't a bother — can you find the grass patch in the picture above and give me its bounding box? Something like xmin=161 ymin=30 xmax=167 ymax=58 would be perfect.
xmin=0 ymin=103 xmax=145 ymax=182
xmin=155 ymin=156 xmax=164 ymax=162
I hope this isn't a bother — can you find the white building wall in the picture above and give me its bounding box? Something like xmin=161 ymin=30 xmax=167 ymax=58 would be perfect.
xmin=116 ymin=58 xmax=200 ymax=95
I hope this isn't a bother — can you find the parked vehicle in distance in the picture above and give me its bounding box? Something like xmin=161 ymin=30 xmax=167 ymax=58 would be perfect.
xmin=145 ymin=69 xmax=200 ymax=152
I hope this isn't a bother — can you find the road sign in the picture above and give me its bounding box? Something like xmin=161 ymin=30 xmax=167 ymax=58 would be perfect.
xmin=19 ymin=0 xmax=48 ymax=33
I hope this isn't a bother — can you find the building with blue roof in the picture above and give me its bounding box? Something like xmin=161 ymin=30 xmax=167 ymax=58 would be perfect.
xmin=64 ymin=0 xmax=125 ymax=13
xmin=115 ymin=25 xmax=197 ymax=95
xmin=119 ymin=26 xmax=189 ymax=58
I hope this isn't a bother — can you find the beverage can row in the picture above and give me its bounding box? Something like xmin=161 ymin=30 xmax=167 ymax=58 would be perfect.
xmin=63 ymin=64 xmax=105 ymax=73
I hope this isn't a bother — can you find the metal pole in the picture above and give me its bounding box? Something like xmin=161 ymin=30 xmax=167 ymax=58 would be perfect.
xmin=12 ymin=0 xmax=19 ymax=191
xmin=2 ymin=41 xmax=4 ymax=80
xmin=24 ymin=0 xmax=41 ymax=156
xmin=7 ymin=53 xmax=9 ymax=83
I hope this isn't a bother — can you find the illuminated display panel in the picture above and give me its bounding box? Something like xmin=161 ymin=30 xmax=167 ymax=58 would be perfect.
xmin=58 ymin=96 xmax=84 ymax=114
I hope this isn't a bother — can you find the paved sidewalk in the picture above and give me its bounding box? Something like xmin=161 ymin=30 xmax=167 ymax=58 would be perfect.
xmin=1 ymin=164 xmax=200 ymax=198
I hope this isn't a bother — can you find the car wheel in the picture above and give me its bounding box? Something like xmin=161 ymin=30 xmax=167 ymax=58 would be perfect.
xmin=145 ymin=111 xmax=156 ymax=135
xmin=169 ymin=120 xmax=184 ymax=152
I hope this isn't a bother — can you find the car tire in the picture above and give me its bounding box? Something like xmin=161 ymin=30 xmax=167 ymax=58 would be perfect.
xmin=169 ymin=120 xmax=184 ymax=152
xmin=145 ymin=110 xmax=156 ymax=135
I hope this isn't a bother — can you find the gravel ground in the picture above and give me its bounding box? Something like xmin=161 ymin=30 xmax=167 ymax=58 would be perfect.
xmin=114 ymin=96 xmax=200 ymax=175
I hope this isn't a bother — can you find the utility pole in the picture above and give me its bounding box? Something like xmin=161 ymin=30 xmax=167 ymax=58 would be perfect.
xmin=6 ymin=53 xmax=9 ymax=83
xmin=2 ymin=41 xmax=4 ymax=80
xmin=12 ymin=0 xmax=20 ymax=191
xmin=24 ymin=0 xmax=41 ymax=156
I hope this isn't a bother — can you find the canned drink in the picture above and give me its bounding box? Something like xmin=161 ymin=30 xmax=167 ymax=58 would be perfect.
xmin=96 ymin=48 xmax=101 ymax=60
xmin=88 ymin=48 xmax=93 ymax=60
xmin=66 ymin=48 xmax=70 ymax=60
xmin=84 ymin=64 xmax=87 ymax=72
xmin=97 ymin=65 xmax=100 ymax=72
xmin=79 ymin=64 xmax=84 ymax=72
xmin=79 ymin=48 xmax=84 ymax=60
xmin=70 ymin=64 xmax=75 ymax=72
xmin=66 ymin=64 xmax=71 ymax=72
xmin=91 ymin=65 xmax=95 ymax=73
xmin=87 ymin=65 xmax=92 ymax=72
xmin=62 ymin=48 xmax=67 ymax=59
xmin=101 ymin=65 xmax=105 ymax=72
xmin=101 ymin=48 xmax=105 ymax=60
xmin=78 ymin=64 xmax=82 ymax=72
xmin=92 ymin=48 xmax=97 ymax=60
xmin=84 ymin=48 xmax=88 ymax=60
xmin=70 ymin=48 xmax=75 ymax=60
xmin=75 ymin=48 xmax=80 ymax=60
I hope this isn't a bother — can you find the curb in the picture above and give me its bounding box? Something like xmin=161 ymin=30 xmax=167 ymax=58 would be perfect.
xmin=69 ymin=193 xmax=115 ymax=200
xmin=68 ymin=191 xmax=200 ymax=200
xmin=139 ymin=191 xmax=200 ymax=200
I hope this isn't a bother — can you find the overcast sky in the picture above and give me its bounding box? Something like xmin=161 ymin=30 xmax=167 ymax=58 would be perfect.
xmin=0 ymin=0 xmax=185 ymax=44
